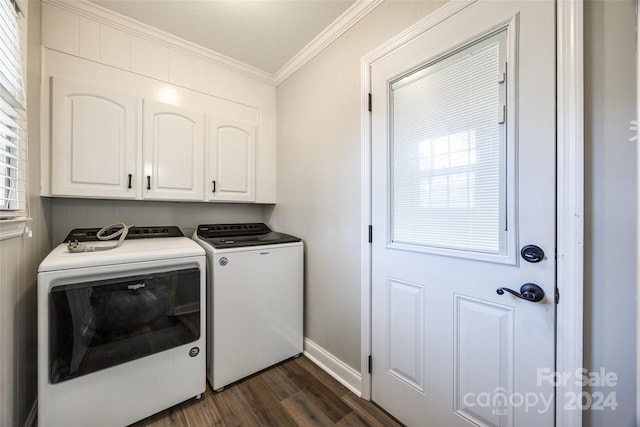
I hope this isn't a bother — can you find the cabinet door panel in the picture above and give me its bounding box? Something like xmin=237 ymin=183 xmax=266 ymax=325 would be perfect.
xmin=143 ymin=100 xmax=204 ymax=200
xmin=51 ymin=78 xmax=137 ymax=198
xmin=155 ymin=114 xmax=195 ymax=190
xmin=208 ymin=117 xmax=255 ymax=202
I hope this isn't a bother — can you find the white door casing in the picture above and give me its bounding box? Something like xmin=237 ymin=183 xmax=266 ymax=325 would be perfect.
xmin=361 ymin=2 xmax=584 ymax=427
xmin=369 ymin=1 xmax=556 ymax=426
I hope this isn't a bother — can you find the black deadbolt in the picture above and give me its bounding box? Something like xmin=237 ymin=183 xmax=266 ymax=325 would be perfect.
xmin=521 ymin=245 xmax=545 ymax=263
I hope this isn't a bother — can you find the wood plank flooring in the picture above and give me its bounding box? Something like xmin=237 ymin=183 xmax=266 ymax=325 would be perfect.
xmin=130 ymin=356 xmax=403 ymax=427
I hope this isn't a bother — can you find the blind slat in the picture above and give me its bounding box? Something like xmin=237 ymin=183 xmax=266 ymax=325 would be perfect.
xmin=391 ymin=31 xmax=506 ymax=255
xmin=0 ymin=123 xmax=19 ymax=140
xmin=0 ymin=152 xmax=20 ymax=163
xmin=0 ymin=0 xmax=27 ymax=215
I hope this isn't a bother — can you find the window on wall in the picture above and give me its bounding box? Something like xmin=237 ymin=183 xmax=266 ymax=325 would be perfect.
xmin=0 ymin=0 xmax=27 ymax=221
xmin=390 ymin=30 xmax=508 ymax=255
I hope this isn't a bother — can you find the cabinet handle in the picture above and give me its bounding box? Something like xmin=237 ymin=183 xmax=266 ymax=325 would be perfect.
xmin=147 ymin=175 xmax=151 ymax=190
xmin=212 ymin=180 xmax=216 ymax=193
xmin=127 ymin=174 xmax=132 ymax=189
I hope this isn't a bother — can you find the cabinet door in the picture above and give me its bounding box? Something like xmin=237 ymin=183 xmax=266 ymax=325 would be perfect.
xmin=143 ymin=100 xmax=204 ymax=201
xmin=51 ymin=78 xmax=137 ymax=198
xmin=208 ymin=116 xmax=256 ymax=202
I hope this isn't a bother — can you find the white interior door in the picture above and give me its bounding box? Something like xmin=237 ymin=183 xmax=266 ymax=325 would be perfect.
xmin=371 ymin=2 xmax=556 ymax=426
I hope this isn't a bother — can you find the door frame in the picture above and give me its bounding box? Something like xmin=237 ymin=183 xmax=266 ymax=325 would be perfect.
xmin=358 ymin=1 xmax=584 ymax=426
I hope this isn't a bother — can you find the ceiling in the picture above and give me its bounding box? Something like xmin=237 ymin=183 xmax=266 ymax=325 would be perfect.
xmin=89 ymin=0 xmax=356 ymax=75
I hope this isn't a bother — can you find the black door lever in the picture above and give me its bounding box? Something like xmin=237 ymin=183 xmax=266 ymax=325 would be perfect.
xmin=496 ymin=283 xmax=545 ymax=302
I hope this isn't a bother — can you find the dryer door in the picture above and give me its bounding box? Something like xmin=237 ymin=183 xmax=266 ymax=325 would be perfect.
xmin=49 ymin=267 xmax=200 ymax=383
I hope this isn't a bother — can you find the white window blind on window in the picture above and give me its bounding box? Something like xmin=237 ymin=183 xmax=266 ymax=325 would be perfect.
xmin=0 ymin=0 xmax=27 ymax=217
xmin=390 ymin=32 xmax=506 ymax=254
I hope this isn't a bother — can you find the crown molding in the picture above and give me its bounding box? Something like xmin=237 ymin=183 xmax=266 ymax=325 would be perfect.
xmin=274 ymin=0 xmax=384 ymax=86
xmin=43 ymin=0 xmax=384 ymax=87
xmin=42 ymin=0 xmax=275 ymax=85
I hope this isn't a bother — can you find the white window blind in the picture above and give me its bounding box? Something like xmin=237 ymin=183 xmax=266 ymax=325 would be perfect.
xmin=390 ymin=31 xmax=507 ymax=255
xmin=0 ymin=0 xmax=27 ymax=218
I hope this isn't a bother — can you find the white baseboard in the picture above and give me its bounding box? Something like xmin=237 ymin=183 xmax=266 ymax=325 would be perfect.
xmin=303 ymin=338 xmax=362 ymax=397
xmin=24 ymin=399 xmax=37 ymax=427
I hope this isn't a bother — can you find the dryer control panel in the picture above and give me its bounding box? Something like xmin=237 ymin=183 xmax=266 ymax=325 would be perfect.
xmin=63 ymin=226 xmax=183 ymax=243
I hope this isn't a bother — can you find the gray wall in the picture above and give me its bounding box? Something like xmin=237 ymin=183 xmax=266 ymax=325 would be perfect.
xmin=0 ymin=2 xmax=52 ymax=425
xmin=271 ymin=0 xmax=444 ymax=370
xmin=584 ymin=1 xmax=637 ymax=426
xmin=49 ymin=199 xmax=264 ymax=244
xmin=276 ymin=0 xmax=638 ymax=424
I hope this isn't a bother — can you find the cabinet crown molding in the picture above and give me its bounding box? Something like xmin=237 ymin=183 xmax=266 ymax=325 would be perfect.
xmin=42 ymin=0 xmax=383 ymax=87
xmin=42 ymin=0 xmax=274 ymax=84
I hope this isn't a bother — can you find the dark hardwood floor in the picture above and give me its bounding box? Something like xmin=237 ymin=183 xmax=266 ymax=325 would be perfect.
xmin=130 ymin=356 xmax=403 ymax=427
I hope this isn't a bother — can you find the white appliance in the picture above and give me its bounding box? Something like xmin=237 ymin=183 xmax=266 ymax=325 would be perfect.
xmin=38 ymin=226 xmax=206 ymax=427
xmin=193 ymin=223 xmax=303 ymax=390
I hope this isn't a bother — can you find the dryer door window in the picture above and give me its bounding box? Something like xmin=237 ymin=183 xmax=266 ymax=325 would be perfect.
xmin=49 ymin=268 xmax=200 ymax=383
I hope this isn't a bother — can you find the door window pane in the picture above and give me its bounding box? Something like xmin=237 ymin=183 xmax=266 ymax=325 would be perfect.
xmin=390 ymin=31 xmax=507 ymax=255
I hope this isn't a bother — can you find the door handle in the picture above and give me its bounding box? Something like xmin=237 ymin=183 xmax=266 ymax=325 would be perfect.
xmin=147 ymin=175 xmax=151 ymax=190
xmin=496 ymin=283 xmax=545 ymax=302
xmin=127 ymin=174 xmax=132 ymax=189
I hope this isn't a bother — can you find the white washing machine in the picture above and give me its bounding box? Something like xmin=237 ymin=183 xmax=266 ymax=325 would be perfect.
xmin=38 ymin=226 xmax=206 ymax=427
xmin=193 ymin=223 xmax=303 ymax=390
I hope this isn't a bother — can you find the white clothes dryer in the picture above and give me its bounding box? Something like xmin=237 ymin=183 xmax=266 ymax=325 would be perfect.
xmin=38 ymin=226 xmax=206 ymax=427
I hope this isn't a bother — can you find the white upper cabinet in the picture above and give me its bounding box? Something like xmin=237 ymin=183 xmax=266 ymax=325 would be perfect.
xmin=208 ymin=117 xmax=256 ymax=202
xmin=46 ymin=75 xmax=267 ymax=203
xmin=50 ymin=78 xmax=137 ymax=199
xmin=142 ymin=100 xmax=205 ymax=201
xmin=41 ymin=1 xmax=277 ymax=204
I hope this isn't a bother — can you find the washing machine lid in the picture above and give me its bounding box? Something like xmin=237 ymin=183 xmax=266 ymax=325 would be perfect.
xmin=195 ymin=223 xmax=301 ymax=249
xmin=39 ymin=227 xmax=204 ymax=272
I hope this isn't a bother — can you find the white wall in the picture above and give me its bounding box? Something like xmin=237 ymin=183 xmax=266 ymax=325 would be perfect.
xmin=271 ymin=0 xmax=444 ymax=371
xmin=39 ymin=0 xmax=279 ymax=248
xmin=584 ymin=1 xmax=637 ymax=425
xmin=39 ymin=0 xmax=277 ymax=204
xmin=0 ymin=2 xmax=52 ymax=425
